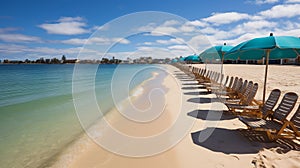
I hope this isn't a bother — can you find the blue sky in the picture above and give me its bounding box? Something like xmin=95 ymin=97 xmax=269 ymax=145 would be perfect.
xmin=0 ymin=0 xmax=300 ymax=60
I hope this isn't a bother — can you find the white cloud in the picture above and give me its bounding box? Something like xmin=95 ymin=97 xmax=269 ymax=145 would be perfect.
xmin=254 ymin=0 xmax=279 ymax=4
xmin=38 ymin=16 xmax=90 ymax=35
xmin=0 ymin=27 xmax=20 ymax=33
xmin=162 ymin=20 xmax=180 ymax=26
xmin=285 ymin=0 xmax=300 ymax=3
xmin=259 ymin=4 xmax=300 ymax=18
xmin=202 ymin=12 xmax=250 ymax=25
xmin=152 ymin=26 xmax=179 ymax=34
xmin=0 ymin=33 xmax=41 ymax=43
xmin=142 ymin=42 xmax=153 ymax=45
xmin=0 ymin=43 xmax=100 ymax=60
xmin=156 ymin=38 xmax=184 ymax=45
xmin=186 ymin=20 xmax=208 ymax=27
xmin=61 ymin=37 xmax=130 ymax=45
xmin=168 ymin=45 xmax=190 ymax=50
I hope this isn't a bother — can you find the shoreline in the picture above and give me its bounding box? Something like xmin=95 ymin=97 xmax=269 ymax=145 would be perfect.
xmin=49 ymin=66 xmax=171 ymax=167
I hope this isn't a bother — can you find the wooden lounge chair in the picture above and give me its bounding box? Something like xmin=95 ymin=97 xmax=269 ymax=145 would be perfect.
xmin=223 ymin=81 xmax=253 ymax=103
xmin=207 ymin=75 xmax=228 ymax=93
xmin=227 ymin=89 xmax=281 ymax=118
xmin=239 ymin=92 xmax=299 ymax=141
xmin=227 ymin=78 xmax=247 ymax=99
xmin=224 ymin=83 xmax=259 ymax=113
xmin=197 ymin=70 xmax=211 ymax=84
xmin=215 ymin=77 xmax=238 ymax=97
xmin=287 ymin=104 xmax=300 ymax=138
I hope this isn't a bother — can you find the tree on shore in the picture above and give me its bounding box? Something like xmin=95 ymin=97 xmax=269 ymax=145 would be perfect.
xmin=61 ymin=55 xmax=66 ymax=63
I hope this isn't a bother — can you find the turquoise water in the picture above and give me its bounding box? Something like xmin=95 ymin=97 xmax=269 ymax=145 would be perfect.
xmin=0 ymin=64 xmax=157 ymax=168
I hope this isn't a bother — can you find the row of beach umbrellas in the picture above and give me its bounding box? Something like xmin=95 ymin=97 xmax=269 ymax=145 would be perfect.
xmin=198 ymin=33 xmax=300 ymax=103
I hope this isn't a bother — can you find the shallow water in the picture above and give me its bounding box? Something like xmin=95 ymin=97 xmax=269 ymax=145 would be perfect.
xmin=0 ymin=64 xmax=159 ymax=168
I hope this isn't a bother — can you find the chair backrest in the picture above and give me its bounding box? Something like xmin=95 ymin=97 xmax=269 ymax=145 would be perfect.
xmin=207 ymin=71 xmax=212 ymax=78
xmin=214 ymin=72 xmax=219 ymax=82
xmin=202 ymin=69 xmax=206 ymax=77
xmin=223 ymin=76 xmax=229 ymax=87
xmin=231 ymin=77 xmax=239 ymax=90
xmin=241 ymin=83 xmax=258 ymax=105
xmin=219 ymin=74 xmax=224 ymax=84
xmin=273 ymin=92 xmax=298 ymax=122
xmin=209 ymin=71 xmax=214 ymax=80
xmin=239 ymin=80 xmax=248 ymax=94
xmin=261 ymin=89 xmax=281 ymax=116
xmin=227 ymin=76 xmax=234 ymax=88
xmin=234 ymin=78 xmax=243 ymax=92
xmin=242 ymin=81 xmax=253 ymax=98
xmin=290 ymin=104 xmax=300 ymax=131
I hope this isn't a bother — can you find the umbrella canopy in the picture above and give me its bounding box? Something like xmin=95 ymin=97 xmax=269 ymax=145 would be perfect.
xmin=200 ymin=44 xmax=234 ymax=75
xmin=225 ymin=35 xmax=300 ymax=60
xmin=171 ymin=59 xmax=178 ymax=63
xmin=225 ymin=34 xmax=300 ymax=102
xmin=200 ymin=45 xmax=234 ymax=61
xmin=178 ymin=57 xmax=185 ymax=62
xmin=184 ymin=55 xmax=201 ymax=62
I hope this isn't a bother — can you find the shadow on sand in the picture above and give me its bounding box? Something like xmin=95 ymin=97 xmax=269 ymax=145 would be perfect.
xmin=181 ymin=86 xmax=207 ymax=90
xmin=187 ymin=110 xmax=236 ymax=121
xmin=184 ymin=91 xmax=211 ymax=95
xmin=187 ymin=97 xmax=220 ymax=103
xmin=191 ymin=128 xmax=284 ymax=154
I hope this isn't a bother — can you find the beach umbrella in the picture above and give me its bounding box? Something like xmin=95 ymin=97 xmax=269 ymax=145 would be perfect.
xmin=225 ymin=33 xmax=300 ymax=102
xmin=184 ymin=55 xmax=202 ymax=63
xmin=200 ymin=44 xmax=233 ymax=61
xmin=171 ymin=59 xmax=178 ymax=63
xmin=179 ymin=57 xmax=185 ymax=62
xmin=199 ymin=43 xmax=233 ymax=74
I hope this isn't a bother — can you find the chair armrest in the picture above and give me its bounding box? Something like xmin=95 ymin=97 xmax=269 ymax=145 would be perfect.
xmin=263 ymin=110 xmax=274 ymax=120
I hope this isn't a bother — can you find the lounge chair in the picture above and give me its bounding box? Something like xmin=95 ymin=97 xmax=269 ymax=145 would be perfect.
xmin=226 ymin=89 xmax=281 ymax=118
xmin=215 ymin=77 xmax=238 ymax=97
xmin=223 ymin=81 xmax=253 ymax=103
xmin=239 ymin=92 xmax=298 ymax=141
xmin=224 ymin=83 xmax=259 ymax=113
xmin=227 ymin=78 xmax=247 ymax=99
xmin=207 ymin=75 xmax=228 ymax=93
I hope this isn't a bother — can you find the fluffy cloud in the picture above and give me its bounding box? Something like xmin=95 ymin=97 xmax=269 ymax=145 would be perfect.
xmin=259 ymin=4 xmax=300 ymax=18
xmin=202 ymin=12 xmax=250 ymax=25
xmin=38 ymin=16 xmax=90 ymax=35
xmin=0 ymin=27 xmax=20 ymax=33
xmin=254 ymin=0 xmax=279 ymax=4
xmin=0 ymin=43 xmax=100 ymax=59
xmin=285 ymin=0 xmax=300 ymax=3
xmin=167 ymin=45 xmax=190 ymax=50
xmin=0 ymin=33 xmax=41 ymax=43
xmin=186 ymin=20 xmax=208 ymax=27
xmin=61 ymin=37 xmax=130 ymax=45
xmin=156 ymin=38 xmax=184 ymax=45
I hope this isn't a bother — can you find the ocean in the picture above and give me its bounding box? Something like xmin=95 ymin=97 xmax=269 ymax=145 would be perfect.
xmin=0 ymin=64 xmax=160 ymax=168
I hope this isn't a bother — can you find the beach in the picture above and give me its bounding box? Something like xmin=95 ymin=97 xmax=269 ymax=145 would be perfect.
xmin=1 ymin=64 xmax=299 ymax=168
xmin=51 ymin=64 xmax=300 ymax=168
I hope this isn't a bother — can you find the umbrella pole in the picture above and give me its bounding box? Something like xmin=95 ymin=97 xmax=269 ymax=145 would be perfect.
xmin=263 ymin=50 xmax=270 ymax=103
xmin=221 ymin=52 xmax=224 ymax=75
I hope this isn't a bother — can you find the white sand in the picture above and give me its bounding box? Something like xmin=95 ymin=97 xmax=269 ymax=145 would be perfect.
xmin=52 ymin=64 xmax=300 ymax=168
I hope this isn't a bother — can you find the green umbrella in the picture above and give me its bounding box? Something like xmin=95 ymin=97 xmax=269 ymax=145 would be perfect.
xmin=171 ymin=59 xmax=178 ymax=63
xmin=199 ymin=43 xmax=233 ymax=74
xmin=200 ymin=44 xmax=233 ymax=61
xmin=184 ymin=55 xmax=201 ymax=63
xmin=225 ymin=33 xmax=300 ymax=102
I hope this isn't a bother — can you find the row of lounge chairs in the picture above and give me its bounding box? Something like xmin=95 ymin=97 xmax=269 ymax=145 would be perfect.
xmin=189 ymin=66 xmax=300 ymax=141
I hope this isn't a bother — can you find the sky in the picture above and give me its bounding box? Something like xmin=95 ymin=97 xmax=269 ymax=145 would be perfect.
xmin=0 ymin=0 xmax=300 ymax=60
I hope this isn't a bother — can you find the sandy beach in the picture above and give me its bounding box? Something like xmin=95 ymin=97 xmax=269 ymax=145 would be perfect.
xmin=50 ymin=64 xmax=300 ymax=168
